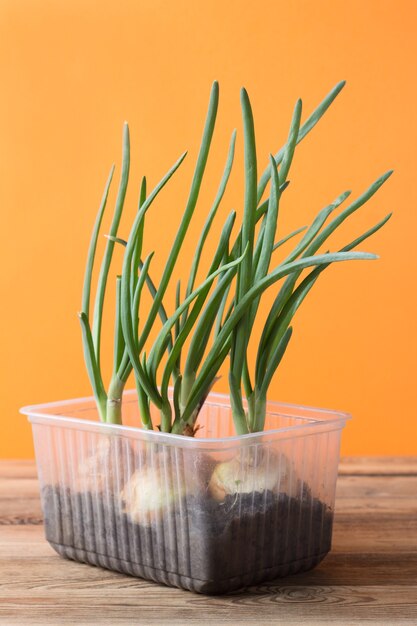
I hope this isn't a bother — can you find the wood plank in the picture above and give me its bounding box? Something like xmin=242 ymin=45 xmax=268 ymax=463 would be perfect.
xmin=339 ymin=457 xmax=417 ymax=475
xmin=334 ymin=474 xmax=417 ymax=516
xmin=0 ymin=459 xmax=416 ymax=625
xmin=332 ymin=523 xmax=417 ymax=553
xmin=0 ymin=498 xmax=43 ymax=525
xmin=336 ymin=475 xmax=417 ymax=497
xmin=0 ymin=460 xmax=38 ymax=478
xmin=0 ymin=463 xmax=42 ymax=525
xmin=0 ymin=585 xmax=416 ymax=625
xmin=0 ymin=535 xmax=416 ymax=623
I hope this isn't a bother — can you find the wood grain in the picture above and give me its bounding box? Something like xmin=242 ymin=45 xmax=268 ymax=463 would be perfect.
xmin=339 ymin=456 xmax=417 ymax=475
xmin=0 ymin=458 xmax=416 ymax=625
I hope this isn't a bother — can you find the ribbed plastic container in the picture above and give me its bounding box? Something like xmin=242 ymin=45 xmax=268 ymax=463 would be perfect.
xmin=21 ymin=390 xmax=349 ymax=594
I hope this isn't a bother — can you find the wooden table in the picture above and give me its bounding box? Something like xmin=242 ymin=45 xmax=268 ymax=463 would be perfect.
xmin=0 ymin=458 xmax=416 ymax=625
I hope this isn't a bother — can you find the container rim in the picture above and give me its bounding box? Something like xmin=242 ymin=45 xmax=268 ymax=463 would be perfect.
xmin=20 ymin=389 xmax=351 ymax=448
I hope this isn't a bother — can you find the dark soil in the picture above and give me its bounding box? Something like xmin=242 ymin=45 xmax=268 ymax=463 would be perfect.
xmin=42 ymin=484 xmax=333 ymax=594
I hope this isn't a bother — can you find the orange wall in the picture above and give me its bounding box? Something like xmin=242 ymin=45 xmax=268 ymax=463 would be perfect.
xmin=1 ymin=0 xmax=416 ymax=458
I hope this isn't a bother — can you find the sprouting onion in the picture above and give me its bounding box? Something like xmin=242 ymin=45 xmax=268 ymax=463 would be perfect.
xmin=79 ymin=81 xmax=391 ymax=435
xmin=224 ymin=88 xmax=392 ymax=435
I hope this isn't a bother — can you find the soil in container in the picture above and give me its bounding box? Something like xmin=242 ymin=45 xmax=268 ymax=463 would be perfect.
xmin=41 ymin=483 xmax=333 ymax=594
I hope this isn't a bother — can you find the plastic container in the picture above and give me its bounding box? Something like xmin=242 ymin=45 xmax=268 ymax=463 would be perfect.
xmin=21 ymin=390 xmax=349 ymax=594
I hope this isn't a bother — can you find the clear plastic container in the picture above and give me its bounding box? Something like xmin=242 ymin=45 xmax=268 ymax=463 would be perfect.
xmin=21 ymin=390 xmax=349 ymax=594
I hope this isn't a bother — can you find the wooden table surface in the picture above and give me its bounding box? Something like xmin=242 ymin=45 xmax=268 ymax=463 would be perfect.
xmin=0 ymin=458 xmax=416 ymax=625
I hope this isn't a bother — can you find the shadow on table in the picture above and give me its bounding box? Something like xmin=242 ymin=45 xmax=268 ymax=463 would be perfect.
xmin=223 ymin=551 xmax=417 ymax=596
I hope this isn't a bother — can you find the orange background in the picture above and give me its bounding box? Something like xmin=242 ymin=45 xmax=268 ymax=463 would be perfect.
xmin=1 ymin=0 xmax=416 ymax=458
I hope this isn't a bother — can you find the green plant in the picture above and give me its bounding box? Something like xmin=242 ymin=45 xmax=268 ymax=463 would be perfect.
xmin=226 ymin=91 xmax=392 ymax=435
xmin=80 ymin=81 xmax=391 ymax=435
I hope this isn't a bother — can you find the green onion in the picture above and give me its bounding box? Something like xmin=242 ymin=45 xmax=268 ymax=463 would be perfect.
xmin=79 ymin=81 xmax=391 ymax=436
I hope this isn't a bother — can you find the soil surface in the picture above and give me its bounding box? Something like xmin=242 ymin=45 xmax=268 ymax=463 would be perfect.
xmin=42 ymin=484 xmax=333 ymax=593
